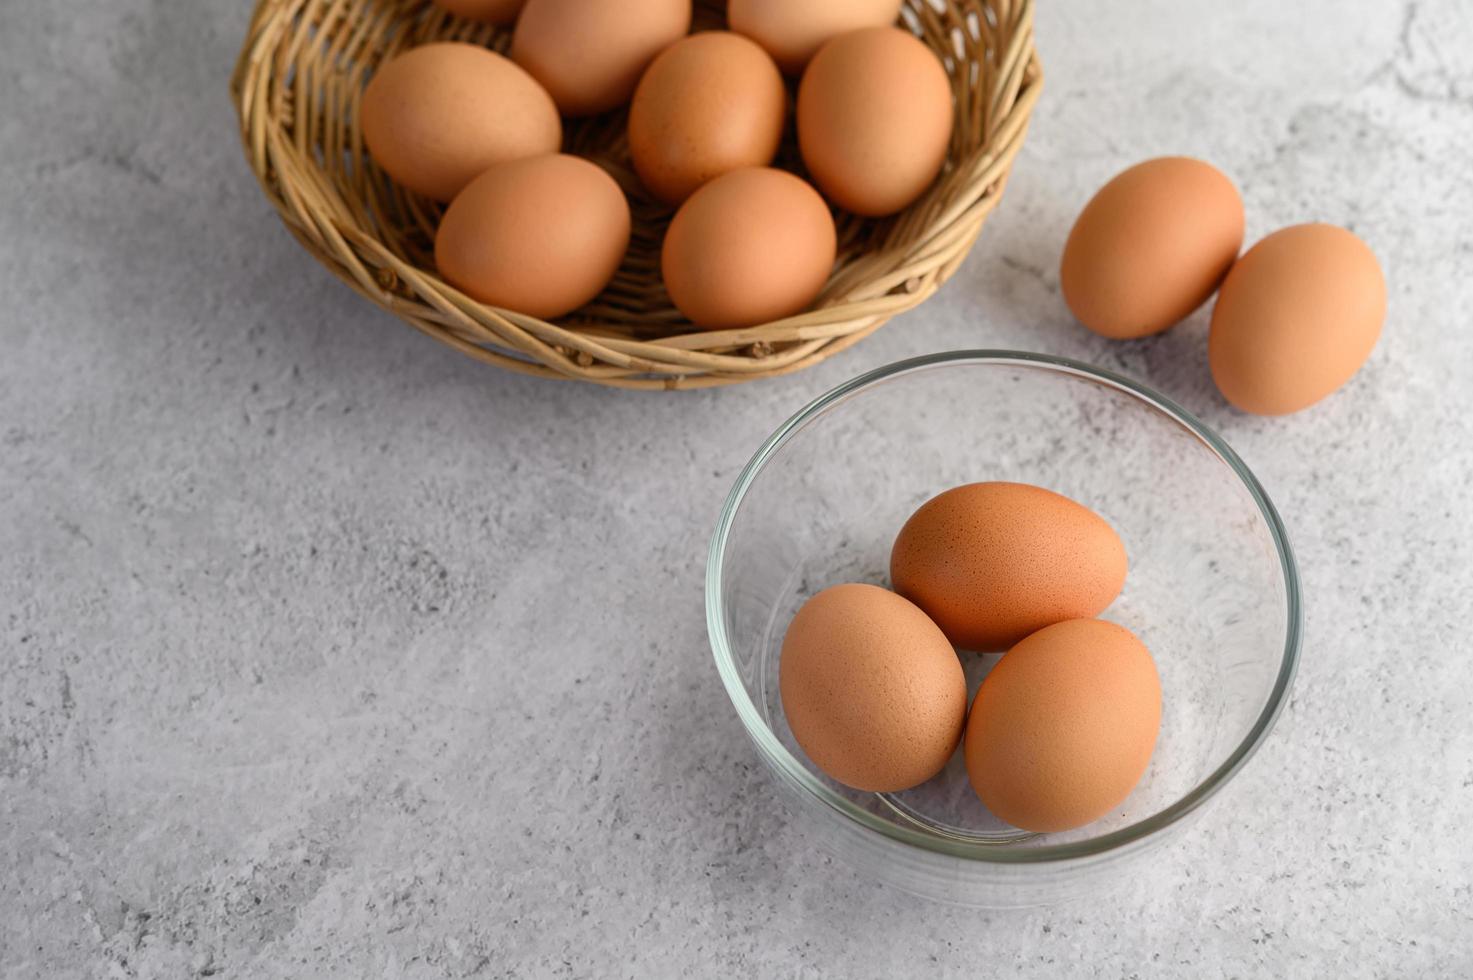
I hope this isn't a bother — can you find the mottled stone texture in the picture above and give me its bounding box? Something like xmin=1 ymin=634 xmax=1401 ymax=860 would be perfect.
xmin=2 ymin=0 xmax=1470 ymax=976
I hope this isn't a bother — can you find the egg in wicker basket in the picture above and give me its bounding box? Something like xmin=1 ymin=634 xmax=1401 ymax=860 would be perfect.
xmin=230 ymin=0 xmax=1041 ymax=389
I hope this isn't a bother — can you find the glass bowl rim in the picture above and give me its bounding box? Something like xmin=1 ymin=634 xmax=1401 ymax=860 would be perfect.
xmin=705 ymin=349 xmax=1303 ymax=865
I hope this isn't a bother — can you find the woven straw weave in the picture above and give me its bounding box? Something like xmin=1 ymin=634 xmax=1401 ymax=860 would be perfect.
xmin=231 ymin=0 xmax=1041 ymax=389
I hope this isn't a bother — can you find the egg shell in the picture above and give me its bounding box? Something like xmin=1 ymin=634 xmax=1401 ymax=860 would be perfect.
xmin=360 ymin=43 xmax=561 ymax=202
xmin=728 ymin=0 xmax=903 ymax=75
xmin=661 ymin=167 xmax=836 ymax=330
xmin=628 ymin=32 xmax=787 ymax=206
xmin=965 ymin=619 xmax=1161 ymax=834
xmin=780 ymin=583 xmax=967 ymax=793
xmin=796 ymin=26 xmax=953 ymax=217
xmin=1059 ymin=157 xmax=1244 ymax=340
xmin=890 ymin=482 xmax=1127 ymax=652
xmin=431 ymin=0 xmax=525 ymax=24
xmin=511 ymin=0 xmax=691 ymax=116
xmin=435 ymin=154 xmax=630 ymax=319
xmin=1209 ymin=223 xmax=1386 ymax=415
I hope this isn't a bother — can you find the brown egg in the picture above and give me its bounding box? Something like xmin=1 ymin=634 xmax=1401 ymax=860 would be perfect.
xmin=435 ymin=154 xmax=630 ymax=318
xmin=511 ymin=0 xmax=691 ymax=116
xmin=780 ymin=584 xmax=966 ymax=793
xmin=431 ymin=0 xmax=525 ymax=23
xmin=728 ymin=0 xmax=903 ymax=75
xmin=662 ymin=167 xmax=836 ymax=330
xmin=360 ymin=43 xmax=561 ymax=202
xmin=965 ymin=619 xmax=1161 ymax=834
xmin=796 ymin=27 xmax=953 ymax=217
xmin=1060 ymin=157 xmax=1244 ymax=339
xmin=890 ymin=482 xmax=1127 ymax=652
xmin=629 ymin=32 xmax=786 ymax=206
xmin=1209 ymin=223 xmax=1386 ymax=415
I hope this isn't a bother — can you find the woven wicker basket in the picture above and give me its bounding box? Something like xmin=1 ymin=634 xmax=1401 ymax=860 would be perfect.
xmin=231 ymin=0 xmax=1041 ymax=389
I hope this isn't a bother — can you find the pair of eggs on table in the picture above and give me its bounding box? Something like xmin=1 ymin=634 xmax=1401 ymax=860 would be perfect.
xmin=1061 ymin=157 xmax=1388 ymax=416
xmin=361 ymin=0 xmax=952 ymax=327
xmin=779 ymin=482 xmax=1162 ymax=836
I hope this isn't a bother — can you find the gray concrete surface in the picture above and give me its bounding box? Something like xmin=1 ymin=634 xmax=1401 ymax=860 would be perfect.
xmin=3 ymin=0 xmax=1471 ymax=976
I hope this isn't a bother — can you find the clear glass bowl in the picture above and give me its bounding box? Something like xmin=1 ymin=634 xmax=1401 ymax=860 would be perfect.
xmin=706 ymin=351 xmax=1301 ymax=907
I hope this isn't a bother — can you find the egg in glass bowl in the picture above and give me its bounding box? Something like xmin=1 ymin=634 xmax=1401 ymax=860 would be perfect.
xmin=705 ymin=351 xmax=1301 ymax=907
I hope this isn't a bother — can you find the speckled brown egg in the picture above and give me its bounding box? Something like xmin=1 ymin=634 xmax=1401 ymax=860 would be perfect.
xmin=511 ymin=0 xmax=691 ymax=116
xmin=796 ymin=26 xmax=953 ymax=217
xmin=965 ymin=618 xmax=1161 ymax=834
xmin=435 ymin=154 xmax=630 ymax=318
xmin=629 ymin=32 xmax=787 ymax=206
xmin=728 ymin=0 xmax=903 ymax=75
xmin=780 ymin=583 xmax=966 ymax=793
xmin=1060 ymin=157 xmax=1244 ymax=339
xmin=661 ymin=167 xmax=836 ymax=330
xmin=890 ymin=482 xmax=1127 ymax=652
xmin=360 ymin=43 xmax=561 ymax=202
xmin=1209 ymin=223 xmax=1386 ymax=415
xmin=431 ymin=0 xmax=525 ymax=23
